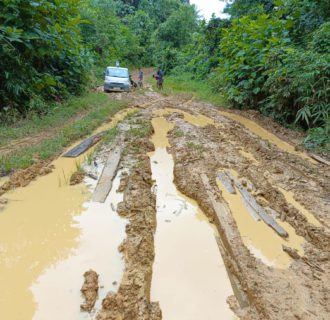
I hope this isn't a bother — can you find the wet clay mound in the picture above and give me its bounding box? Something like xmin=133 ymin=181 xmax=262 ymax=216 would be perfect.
xmin=81 ymin=270 xmax=99 ymax=312
xmin=96 ymin=115 xmax=161 ymax=320
xmin=165 ymin=112 xmax=330 ymax=319
xmin=0 ymin=156 xmax=54 ymax=196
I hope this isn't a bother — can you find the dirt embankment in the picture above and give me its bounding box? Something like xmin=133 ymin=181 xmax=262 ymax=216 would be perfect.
xmin=96 ymin=113 xmax=161 ymax=320
xmin=163 ymin=107 xmax=330 ymax=319
xmin=0 ymin=156 xmax=54 ymax=196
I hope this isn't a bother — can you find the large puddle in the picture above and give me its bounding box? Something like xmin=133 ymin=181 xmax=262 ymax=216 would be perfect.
xmin=217 ymin=171 xmax=305 ymax=269
xmin=0 ymin=109 xmax=133 ymax=319
xmin=219 ymin=111 xmax=315 ymax=163
xmin=149 ymin=117 xmax=237 ymax=320
xmin=31 ymin=170 xmax=127 ymax=320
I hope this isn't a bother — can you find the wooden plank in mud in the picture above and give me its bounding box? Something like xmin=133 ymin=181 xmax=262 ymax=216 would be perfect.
xmin=227 ymin=171 xmax=288 ymax=238
xmin=217 ymin=171 xmax=236 ymax=194
xmin=215 ymin=236 xmax=250 ymax=308
xmin=201 ymin=173 xmax=232 ymax=221
xmin=310 ymin=154 xmax=330 ymax=166
xmin=92 ymin=148 xmax=121 ymax=203
xmin=63 ymin=131 xmax=107 ymax=158
xmin=241 ymin=196 xmax=261 ymax=221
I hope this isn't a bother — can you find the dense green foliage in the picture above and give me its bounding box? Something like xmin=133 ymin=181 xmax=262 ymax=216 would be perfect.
xmin=0 ymin=0 xmax=195 ymax=119
xmin=173 ymin=0 xmax=330 ymax=152
xmin=1 ymin=0 xmax=329 ymax=154
xmin=0 ymin=0 xmax=91 ymax=118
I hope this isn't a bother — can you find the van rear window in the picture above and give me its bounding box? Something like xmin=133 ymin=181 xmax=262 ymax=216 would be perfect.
xmin=107 ymin=68 xmax=129 ymax=78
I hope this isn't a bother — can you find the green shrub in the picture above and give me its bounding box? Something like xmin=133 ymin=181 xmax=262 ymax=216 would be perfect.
xmin=264 ymin=49 xmax=330 ymax=127
xmin=303 ymin=123 xmax=330 ymax=153
xmin=0 ymin=0 xmax=91 ymax=116
xmin=310 ymin=22 xmax=330 ymax=54
xmin=215 ymin=14 xmax=290 ymax=108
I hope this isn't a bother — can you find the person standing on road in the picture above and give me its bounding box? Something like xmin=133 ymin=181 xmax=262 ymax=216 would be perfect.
xmin=138 ymin=68 xmax=144 ymax=88
xmin=156 ymin=68 xmax=164 ymax=90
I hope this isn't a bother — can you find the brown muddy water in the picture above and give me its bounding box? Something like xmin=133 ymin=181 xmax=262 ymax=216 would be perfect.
xmin=0 ymin=110 xmax=134 ymax=320
xmin=219 ymin=111 xmax=316 ymax=163
xmin=154 ymin=108 xmax=215 ymax=127
xmin=277 ymin=187 xmax=321 ymax=227
xmin=0 ymin=176 xmax=9 ymax=188
xmin=149 ymin=117 xmax=237 ymax=320
xmin=217 ymin=170 xmax=305 ymax=269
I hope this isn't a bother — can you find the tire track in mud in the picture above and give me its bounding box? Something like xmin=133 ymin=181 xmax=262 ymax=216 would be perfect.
xmin=158 ymin=105 xmax=329 ymax=319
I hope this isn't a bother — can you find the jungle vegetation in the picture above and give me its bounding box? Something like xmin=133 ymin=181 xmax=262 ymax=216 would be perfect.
xmin=0 ymin=0 xmax=329 ymax=152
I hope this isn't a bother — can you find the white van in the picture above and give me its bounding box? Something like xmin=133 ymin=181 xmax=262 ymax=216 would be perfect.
xmin=104 ymin=67 xmax=131 ymax=92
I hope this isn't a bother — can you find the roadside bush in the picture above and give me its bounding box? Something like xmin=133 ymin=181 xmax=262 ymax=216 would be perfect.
xmin=303 ymin=122 xmax=330 ymax=153
xmin=310 ymin=22 xmax=330 ymax=54
xmin=215 ymin=14 xmax=290 ymax=108
xmin=0 ymin=0 xmax=91 ymax=117
xmin=264 ymin=49 xmax=330 ymax=128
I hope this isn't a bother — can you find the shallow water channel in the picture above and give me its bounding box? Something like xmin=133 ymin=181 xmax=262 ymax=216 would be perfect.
xmin=149 ymin=117 xmax=237 ymax=320
xmin=219 ymin=111 xmax=315 ymax=163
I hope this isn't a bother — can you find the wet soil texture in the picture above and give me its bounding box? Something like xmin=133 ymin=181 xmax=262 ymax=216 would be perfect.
xmin=0 ymin=83 xmax=329 ymax=320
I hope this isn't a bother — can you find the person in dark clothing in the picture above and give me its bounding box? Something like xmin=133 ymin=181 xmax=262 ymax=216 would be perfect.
xmin=138 ymin=68 xmax=144 ymax=88
xmin=156 ymin=68 xmax=164 ymax=90
xmin=129 ymin=74 xmax=137 ymax=88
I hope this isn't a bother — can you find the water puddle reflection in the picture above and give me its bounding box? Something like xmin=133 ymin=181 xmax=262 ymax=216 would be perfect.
xmin=32 ymin=171 xmax=127 ymax=320
xmin=149 ymin=116 xmax=237 ymax=320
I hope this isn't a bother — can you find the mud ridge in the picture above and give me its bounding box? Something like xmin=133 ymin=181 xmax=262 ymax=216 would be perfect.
xmin=96 ymin=114 xmax=161 ymax=320
xmin=0 ymin=156 xmax=54 ymax=197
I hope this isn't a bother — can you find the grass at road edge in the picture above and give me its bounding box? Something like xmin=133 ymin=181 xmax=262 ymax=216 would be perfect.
xmin=148 ymin=72 xmax=329 ymax=157
xmin=0 ymin=92 xmax=129 ymax=174
xmin=148 ymin=72 xmax=229 ymax=107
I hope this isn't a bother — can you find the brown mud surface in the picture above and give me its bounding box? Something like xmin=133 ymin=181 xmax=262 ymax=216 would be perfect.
xmin=94 ymin=91 xmax=329 ymax=319
xmin=80 ymin=270 xmax=99 ymax=312
xmin=0 ymin=81 xmax=329 ymax=319
xmin=70 ymin=170 xmax=86 ymax=186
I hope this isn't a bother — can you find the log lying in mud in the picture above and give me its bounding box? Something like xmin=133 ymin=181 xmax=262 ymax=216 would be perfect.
xmin=80 ymin=269 xmax=99 ymax=312
xmin=63 ymin=131 xmax=107 ymax=158
xmin=92 ymin=148 xmax=121 ymax=203
xmin=226 ymin=171 xmax=288 ymax=238
xmin=201 ymin=174 xmax=232 ymax=228
xmin=217 ymin=171 xmax=236 ymax=194
xmin=310 ymin=154 xmax=330 ymax=166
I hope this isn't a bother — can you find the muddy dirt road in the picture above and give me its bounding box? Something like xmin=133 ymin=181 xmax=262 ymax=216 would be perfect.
xmin=0 ymin=84 xmax=329 ymax=319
